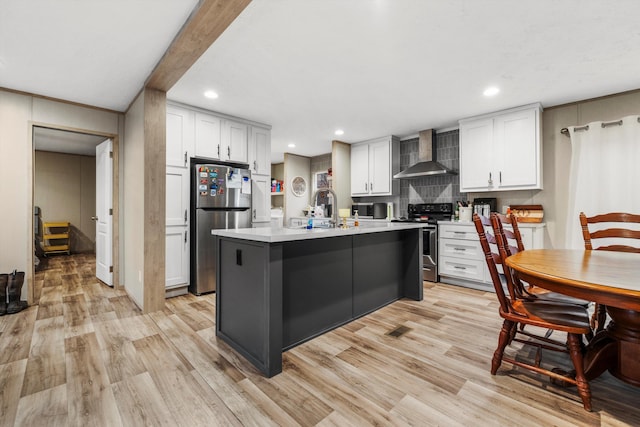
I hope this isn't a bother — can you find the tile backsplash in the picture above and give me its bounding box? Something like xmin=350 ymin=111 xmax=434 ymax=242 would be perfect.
xmin=397 ymin=130 xmax=466 ymax=217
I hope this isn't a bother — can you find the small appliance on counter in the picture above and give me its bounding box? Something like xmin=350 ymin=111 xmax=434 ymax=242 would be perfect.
xmin=472 ymin=197 xmax=497 ymax=217
xmin=372 ymin=202 xmax=387 ymax=219
xmin=351 ymin=203 xmax=373 ymax=218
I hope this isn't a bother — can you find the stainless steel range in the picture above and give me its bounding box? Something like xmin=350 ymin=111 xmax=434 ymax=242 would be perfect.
xmin=394 ymin=203 xmax=453 ymax=282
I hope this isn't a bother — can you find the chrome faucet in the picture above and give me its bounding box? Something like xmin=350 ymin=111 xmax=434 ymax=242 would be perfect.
xmin=311 ymin=187 xmax=339 ymax=227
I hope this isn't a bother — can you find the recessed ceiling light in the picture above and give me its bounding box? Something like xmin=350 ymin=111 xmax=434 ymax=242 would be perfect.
xmin=288 ymin=143 xmax=296 ymax=148
xmin=483 ymin=86 xmax=500 ymax=97
xmin=204 ymin=90 xmax=219 ymax=99
xmin=335 ymin=129 xmax=344 ymax=136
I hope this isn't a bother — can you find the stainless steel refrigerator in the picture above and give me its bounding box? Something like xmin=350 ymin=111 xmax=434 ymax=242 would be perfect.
xmin=191 ymin=162 xmax=251 ymax=295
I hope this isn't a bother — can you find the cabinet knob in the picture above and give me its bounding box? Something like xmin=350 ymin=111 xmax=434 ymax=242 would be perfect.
xmin=91 ymin=216 xmax=98 ymax=221
xmin=253 ymin=160 xmax=257 ymax=171
xmin=253 ymin=209 xmax=256 ymax=219
xmin=184 ymin=230 xmax=187 ymax=243
xmin=184 ymin=209 xmax=188 ymax=223
xmin=488 ymin=172 xmax=493 ymax=185
xmin=365 ymin=183 xmax=368 ymax=191
xmin=227 ymin=146 xmax=231 ymax=158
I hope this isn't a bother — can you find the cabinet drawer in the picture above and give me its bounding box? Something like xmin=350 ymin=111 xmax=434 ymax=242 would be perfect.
xmin=439 ymin=224 xmax=477 ymax=240
xmin=439 ymin=238 xmax=482 ymax=260
xmin=439 ymin=256 xmax=485 ymax=282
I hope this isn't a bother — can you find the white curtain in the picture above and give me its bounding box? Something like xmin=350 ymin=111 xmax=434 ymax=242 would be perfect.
xmin=566 ymin=115 xmax=640 ymax=249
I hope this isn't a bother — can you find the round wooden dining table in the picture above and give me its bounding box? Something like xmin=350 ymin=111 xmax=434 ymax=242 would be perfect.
xmin=506 ymin=249 xmax=640 ymax=386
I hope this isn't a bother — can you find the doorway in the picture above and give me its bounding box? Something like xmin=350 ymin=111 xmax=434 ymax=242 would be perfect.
xmin=31 ymin=125 xmax=118 ymax=304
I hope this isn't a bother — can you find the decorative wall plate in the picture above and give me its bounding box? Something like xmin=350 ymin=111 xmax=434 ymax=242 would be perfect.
xmin=291 ymin=176 xmax=307 ymax=197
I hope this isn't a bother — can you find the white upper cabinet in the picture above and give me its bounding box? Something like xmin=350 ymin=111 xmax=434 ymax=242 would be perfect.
xmin=166 ymin=105 xmax=194 ymax=167
xmin=221 ymin=119 xmax=248 ymax=163
xmin=194 ymin=112 xmax=222 ymax=160
xmin=249 ymin=126 xmax=271 ymax=175
xmin=194 ymin=114 xmax=251 ymax=164
xmin=459 ymin=103 xmax=542 ymax=192
xmin=350 ymin=136 xmax=399 ymax=197
xmin=369 ymin=139 xmax=392 ymax=195
xmin=350 ymin=143 xmax=370 ymax=195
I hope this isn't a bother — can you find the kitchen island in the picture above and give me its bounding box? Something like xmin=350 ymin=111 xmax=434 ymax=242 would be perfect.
xmin=212 ymin=222 xmax=425 ymax=376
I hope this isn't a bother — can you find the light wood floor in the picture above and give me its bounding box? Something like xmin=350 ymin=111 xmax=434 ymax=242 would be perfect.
xmin=3 ymin=254 xmax=640 ymax=426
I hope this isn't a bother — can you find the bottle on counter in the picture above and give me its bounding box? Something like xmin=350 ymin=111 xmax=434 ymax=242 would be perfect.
xmin=354 ymin=212 xmax=359 ymax=227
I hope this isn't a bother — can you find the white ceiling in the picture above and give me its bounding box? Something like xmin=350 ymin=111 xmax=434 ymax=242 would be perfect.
xmin=3 ymin=1 xmax=640 ymax=163
xmin=0 ymin=0 xmax=198 ymax=111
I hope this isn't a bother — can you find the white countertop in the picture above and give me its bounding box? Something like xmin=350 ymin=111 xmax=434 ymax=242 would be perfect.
xmin=212 ymin=222 xmax=428 ymax=243
xmin=437 ymin=220 xmax=546 ymax=228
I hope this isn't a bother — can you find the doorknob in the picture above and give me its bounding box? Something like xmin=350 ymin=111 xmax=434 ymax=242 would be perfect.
xmin=91 ymin=216 xmax=98 ymax=221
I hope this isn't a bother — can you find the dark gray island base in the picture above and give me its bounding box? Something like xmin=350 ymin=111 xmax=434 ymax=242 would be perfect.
xmin=213 ymin=224 xmax=424 ymax=377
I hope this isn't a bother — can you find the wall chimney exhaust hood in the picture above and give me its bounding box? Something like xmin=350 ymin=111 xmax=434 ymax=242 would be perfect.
xmin=393 ymin=129 xmax=457 ymax=179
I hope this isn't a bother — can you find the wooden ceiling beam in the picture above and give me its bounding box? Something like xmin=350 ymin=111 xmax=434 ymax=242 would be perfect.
xmin=145 ymin=0 xmax=252 ymax=91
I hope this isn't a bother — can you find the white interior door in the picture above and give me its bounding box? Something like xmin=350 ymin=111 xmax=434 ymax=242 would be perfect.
xmin=96 ymin=139 xmax=113 ymax=286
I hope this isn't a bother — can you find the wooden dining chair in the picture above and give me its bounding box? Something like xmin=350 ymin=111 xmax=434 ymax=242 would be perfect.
xmin=473 ymin=213 xmax=593 ymax=411
xmin=494 ymin=214 xmax=591 ymax=308
xmin=579 ymin=212 xmax=640 ymax=331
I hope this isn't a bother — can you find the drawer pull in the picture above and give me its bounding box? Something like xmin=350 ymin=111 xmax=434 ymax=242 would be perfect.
xmin=453 ymin=247 xmax=466 ymax=251
xmin=454 ymin=266 xmax=467 ymax=270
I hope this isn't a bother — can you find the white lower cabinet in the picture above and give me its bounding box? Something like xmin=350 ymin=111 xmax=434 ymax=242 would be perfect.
xmin=438 ymin=221 xmax=545 ymax=291
xmin=165 ymin=226 xmax=189 ymax=295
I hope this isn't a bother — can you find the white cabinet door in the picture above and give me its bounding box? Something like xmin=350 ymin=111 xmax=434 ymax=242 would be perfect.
xmin=249 ymin=126 xmax=271 ymax=175
xmin=459 ymin=104 xmax=542 ymax=192
xmin=251 ymin=173 xmax=271 ymax=223
xmin=166 ymin=105 xmax=194 ymax=167
xmin=221 ymin=120 xmax=248 ymax=163
xmin=195 ymin=113 xmax=222 ymax=160
xmin=166 ymin=166 xmax=189 ymax=227
xmin=350 ymin=143 xmax=370 ymax=196
xmin=350 ymin=137 xmax=397 ymax=196
xmin=165 ymin=226 xmax=189 ymax=288
xmin=369 ymin=139 xmax=391 ymax=195
xmin=494 ymin=107 xmax=539 ymax=189
xmin=166 ymin=105 xmax=192 ymax=291
xmin=459 ymin=118 xmax=493 ymax=191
